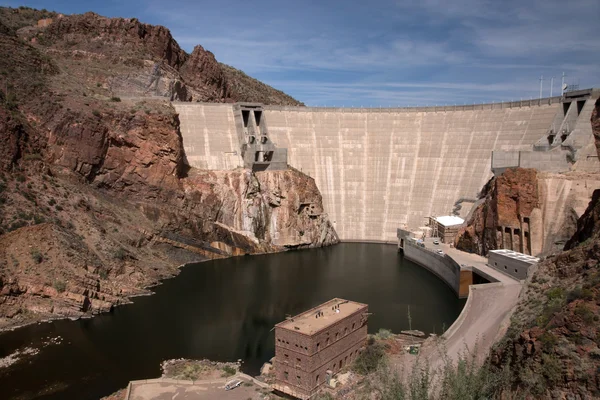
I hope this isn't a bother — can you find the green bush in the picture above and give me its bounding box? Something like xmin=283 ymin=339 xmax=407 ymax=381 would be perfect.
xmin=546 ymin=287 xmax=564 ymax=301
xmin=92 ymin=110 xmax=101 ymax=117
xmin=375 ymin=328 xmax=393 ymax=340
xmin=567 ymin=287 xmax=594 ymax=303
xmin=352 ymin=343 xmax=385 ymax=375
xmin=23 ymin=153 xmax=42 ymax=161
xmin=574 ymin=304 xmax=595 ymax=325
xmin=114 ymin=247 xmax=126 ymax=260
xmin=30 ymin=248 xmax=43 ymax=263
xmin=221 ymin=365 xmax=236 ymax=377
xmin=53 ymin=280 xmax=66 ymax=293
xmin=110 ymin=96 xmax=121 ymax=102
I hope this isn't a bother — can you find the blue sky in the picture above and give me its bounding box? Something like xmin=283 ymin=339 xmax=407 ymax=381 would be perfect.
xmin=2 ymin=0 xmax=599 ymax=106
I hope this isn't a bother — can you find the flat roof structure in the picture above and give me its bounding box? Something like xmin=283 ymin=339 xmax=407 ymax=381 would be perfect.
xmin=435 ymin=216 xmax=465 ymax=227
xmin=275 ymin=298 xmax=367 ymax=335
xmin=273 ymin=298 xmax=368 ymax=399
xmin=488 ymin=249 xmax=539 ymax=264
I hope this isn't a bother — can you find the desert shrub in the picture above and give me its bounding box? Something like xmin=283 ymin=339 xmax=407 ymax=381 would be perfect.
xmin=16 ymin=175 xmax=26 ymax=183
xmin=23 ymin=153 xmax=42 ymax=161
xmin=30 ymin=248 xmax=42 ymax=263
xmin=546 ymin=287 xmax=564 ymax=301
xmin=541 ymin=354 xmax=562 ymax=385
xmin=92 ymin=109 xmax=101 ymax=117
xmin=110 ymin=96 xmax=121 ymax=102
xmin=538 ymin=332 xmax=557 ymax=351
xmin=53 ymin=280 xmax=66 ymax=293
xmin=567 ymin=287 xmax=594 ymax=303
xmin=114 ymin=247 xmax=126 ymax=260
xmin=574 ymin=304 xmax=595 ymax=325
xmin=375 ymin=328 xmax=393 ymax=340
xmin=221 ymin=365 xmax=236 ymax=377
xmin=48 ymin=198 xmax=56 ymax=206
xmin=99 ymin=269 xmax=108 ymax=280
xmin=352 ymin=342 xmax=385 ymax=375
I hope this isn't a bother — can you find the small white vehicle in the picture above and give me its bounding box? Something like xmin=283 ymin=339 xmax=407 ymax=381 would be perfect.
xmin=436 ymin=249 xmax=444 ymax=255
xmin=225 ymin=380 xmax=242 ymax=391
xmin=433 ymin=239 xmax=440 ymax=245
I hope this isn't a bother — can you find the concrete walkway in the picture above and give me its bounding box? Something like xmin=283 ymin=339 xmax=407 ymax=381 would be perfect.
xmin=392 ymin=242 xmax=523 ymax=377
xmin=125 ymin=374 xmax=270 ymax=400
xmin=422 ymin=237 xmax=519 ymax=284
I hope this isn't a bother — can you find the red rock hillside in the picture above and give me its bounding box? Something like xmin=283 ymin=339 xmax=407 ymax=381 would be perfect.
xmin=0 ymin=7 xmax=330 ymax=331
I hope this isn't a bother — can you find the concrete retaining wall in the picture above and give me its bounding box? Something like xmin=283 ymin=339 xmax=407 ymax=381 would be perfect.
xmin=403 ymin=240 xmax=461 ymax=295
xmin=175 ymin=101 xmax=562 ymax=242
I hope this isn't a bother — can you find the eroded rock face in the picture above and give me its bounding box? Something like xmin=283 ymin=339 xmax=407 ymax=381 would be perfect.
xmin=179 ymin=45 xmax=231 ymax=102
xmin=592 ymin=98 xmax=600 ymax=159
xmin=455 ymin=168 xmax=600 ymax=257
xmin=492 ymin=190 xmax=600 ymax=398
xmin=43 ymin=12 xmax=188 ymax=68
xmin=455 ymin=168 xmax=539 ymax=255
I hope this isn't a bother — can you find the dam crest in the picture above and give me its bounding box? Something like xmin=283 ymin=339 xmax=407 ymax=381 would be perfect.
xmin=174 ymin=88 xmax=600 ymax=243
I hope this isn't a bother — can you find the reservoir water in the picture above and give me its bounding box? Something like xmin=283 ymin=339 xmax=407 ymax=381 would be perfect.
xmin=0 ymin=243 xmax=465 ymax=399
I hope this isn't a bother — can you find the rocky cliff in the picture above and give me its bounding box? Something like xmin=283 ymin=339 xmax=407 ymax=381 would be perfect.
xmin=0 ymin=7 xmax=332 ymax=330
xmin=488 ymin=87 xmax=600 ymax=399
xmin=455 ymin=168 xmax=600 ymax=257
xmin=0 ymin=6 xmax=303 ymax=105
xmin=491 ymin=189 xmax=600 ymax=398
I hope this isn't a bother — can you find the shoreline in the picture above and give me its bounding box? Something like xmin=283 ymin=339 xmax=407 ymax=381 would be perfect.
xmin=0 ymin=241 xmax=339 ymax=334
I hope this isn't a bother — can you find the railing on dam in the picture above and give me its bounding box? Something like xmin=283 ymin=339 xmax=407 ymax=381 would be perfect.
xmin=264 ymin=96 xmax=562 ymax=113
xmin=403 ymin=239 xmax=461 ymax=296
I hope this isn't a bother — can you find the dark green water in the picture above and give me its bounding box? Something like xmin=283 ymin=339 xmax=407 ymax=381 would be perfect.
xmin=0 ymin=243 xmax=464 ymax=400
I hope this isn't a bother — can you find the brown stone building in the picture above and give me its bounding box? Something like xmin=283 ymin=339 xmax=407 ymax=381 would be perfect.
xmin=272 ymin=298 xmax=368 ymax=399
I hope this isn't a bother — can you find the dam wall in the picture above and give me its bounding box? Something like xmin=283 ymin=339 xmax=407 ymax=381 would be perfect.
xmin=265 ymin=101 xmax=560 ymax=241
xmin=403 ymin=239 xmax=461 ymax=295
xmin=174 ymin=99 xmax=570 ymax=242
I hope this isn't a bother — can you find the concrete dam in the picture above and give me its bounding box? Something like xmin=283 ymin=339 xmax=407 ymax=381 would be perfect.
xmin=174 ymin=89 xmax=599 ymax=242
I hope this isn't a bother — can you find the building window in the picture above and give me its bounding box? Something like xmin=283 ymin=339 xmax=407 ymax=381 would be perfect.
xmin=297 ymin=358 xmax=301 ymax=363
xmin=335 ymin=332 xmax=339 ymax=340
xmin=515 ymin=269 xmax=518 ymax=273
xmin=326 ymin=337 xmax=330 ymax=345
xmin=316 ymin=375 xmax=320 ymax=384
xmin=297 ymin=375 xmax=301 ymax=383
xmin=352 ymin=323 xmax=355 ymax=330
xmin=284 ymin=371 xmax=289 ymax=380
xmin=344 ymin=327 xmax=348 ymax=335
xmin=285 ymin=353 xmax=289 ymax=359
xmin=317 ymin=342 xmax=320 ymax=351
xmin=494 ymin=262 xmax=497 ymax=266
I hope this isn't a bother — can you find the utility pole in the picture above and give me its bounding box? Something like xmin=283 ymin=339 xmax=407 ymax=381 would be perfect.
xmin=539 ymin=75 xmax=544 ymax=99
xmin=550 ymin=76 xmax=555 ymax=97
xmin=561 ymin=72 xmax=567 ymax=95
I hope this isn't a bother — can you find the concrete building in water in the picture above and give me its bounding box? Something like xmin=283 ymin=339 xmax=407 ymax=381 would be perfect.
xmin=272 ymin=299 xmax=368 ymax=399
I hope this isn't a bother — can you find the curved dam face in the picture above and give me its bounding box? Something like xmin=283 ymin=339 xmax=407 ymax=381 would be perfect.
xmin=174 ymin=97 xmax=596 ymax=242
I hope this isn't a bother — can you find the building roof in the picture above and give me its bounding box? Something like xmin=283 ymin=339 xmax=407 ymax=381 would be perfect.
xmin=275 ymin=298 xmax=367 ymax=336
xmin=488 ymin=249 xmax=539 ymax=264
xmin=435 ymin=215 xmax=465 ymax=227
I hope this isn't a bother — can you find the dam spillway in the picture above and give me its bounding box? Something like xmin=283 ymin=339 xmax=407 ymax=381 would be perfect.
xmin=174 ymin=94 xmax=599 ymax=242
